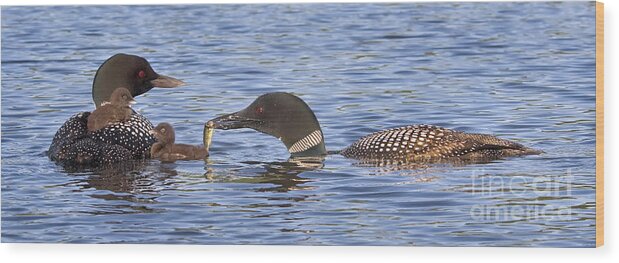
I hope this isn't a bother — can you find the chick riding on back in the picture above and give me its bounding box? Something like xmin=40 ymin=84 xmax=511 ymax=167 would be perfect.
xmin=87 ymin=87 xmax=135 ymax=132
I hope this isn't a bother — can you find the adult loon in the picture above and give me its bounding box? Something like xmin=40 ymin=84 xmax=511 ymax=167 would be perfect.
xmin=48 ymin=54 xmax=184 ymax=166
xmin=208 ymin=92 xmax=542 ymax=163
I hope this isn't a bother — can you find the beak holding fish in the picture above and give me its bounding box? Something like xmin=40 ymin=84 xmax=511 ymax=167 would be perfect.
xmin=203 ymin=120 xmax=215 ymax=156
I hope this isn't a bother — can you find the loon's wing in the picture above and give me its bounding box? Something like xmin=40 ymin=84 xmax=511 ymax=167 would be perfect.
xmin=48 ymin=112 xmax=156 ymax=166
xmin=340 ymin=124 xmax=455 ymax=159
xmin=71 ymin=137 xmax=134 ymax=164
xmin=340 ymin=124 xmax=541 ymax=161
xmin=446 ymin=132 xmax=543 ymax=158
xmin=86 ymin=113 xmax=156 ymax=158
xmin=48 ymin=112 xmax=91 ymax=162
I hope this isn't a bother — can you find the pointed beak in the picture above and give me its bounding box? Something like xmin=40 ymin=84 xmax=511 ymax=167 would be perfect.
xmin=208 ymin=111 xmax=263 ymax=130
xmin=150 ymin=74 xmax=185 ymax=88
xmin=129 ymin=99 xmax=137 ymax=106
xmin=148 ymin=129 xmax=157 ymax=135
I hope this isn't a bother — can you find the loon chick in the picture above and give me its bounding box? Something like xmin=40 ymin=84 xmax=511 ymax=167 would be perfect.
xmin=208 ymin=92 xmax=542 ymax=162
xmin=87 ymin=88 xmax=135 ymax=132
xmin=48 ymin=54 xmax=184 ymax=166
xmin=150 ymin=123 xmax=209 ymax=162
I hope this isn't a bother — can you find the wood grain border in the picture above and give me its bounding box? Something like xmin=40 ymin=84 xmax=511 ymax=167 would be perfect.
xmin=596 ymin=1 xmax=604 ymax=248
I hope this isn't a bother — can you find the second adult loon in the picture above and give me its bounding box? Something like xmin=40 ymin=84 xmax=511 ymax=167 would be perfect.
xmin=48 ymin=53 xmax=184 ymax=166
xmin=208 ymin=92 xmax=542 ymax=162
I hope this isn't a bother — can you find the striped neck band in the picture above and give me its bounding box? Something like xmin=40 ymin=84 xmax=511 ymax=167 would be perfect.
xmin=288 ymin=130 xmax=323 ymax=153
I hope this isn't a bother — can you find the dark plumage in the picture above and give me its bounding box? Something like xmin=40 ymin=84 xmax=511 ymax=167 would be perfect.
xmin=209 ymin=92 xmax=542 ymax=163
xmin=50 ymin=112 xmax=154 ymax=165
xmin=150 ymin=123 xmax=209 ymax=162
xmin=87 ymin=88 xmax=135 ymax=132
xmin=48 ymin=54 xmax=184 ymax=166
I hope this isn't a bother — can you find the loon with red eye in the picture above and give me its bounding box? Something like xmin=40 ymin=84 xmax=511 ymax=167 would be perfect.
xmin=138 ymin=70 xmax=146 ymax=79
xmin=48 ymin=53 xmax=186 ymax=167
xmin=208 ymin=92 xmax=543 ymax=162
xmin=255 ymin=106 xmax=264 ymax=114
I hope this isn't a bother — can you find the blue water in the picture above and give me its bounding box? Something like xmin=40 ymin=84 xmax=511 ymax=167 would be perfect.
xmin=1 ymin=2 xmax=596 ymax=247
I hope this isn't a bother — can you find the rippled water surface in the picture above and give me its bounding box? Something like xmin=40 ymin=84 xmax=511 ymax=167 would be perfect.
xmin=1 ymin=2 xmax=596 ymax=246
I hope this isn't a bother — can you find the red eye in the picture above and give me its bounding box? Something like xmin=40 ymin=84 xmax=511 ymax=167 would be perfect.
xmin=138 ymin=70 xmax=146 ymax=78
xmin=255 ymin=107 xmax=264 ymax=114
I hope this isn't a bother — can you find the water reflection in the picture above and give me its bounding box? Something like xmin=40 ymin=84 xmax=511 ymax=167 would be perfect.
xmin=59 ymin=155 xmax=325 ymax=197
xmin=348 ymin=155 xmax=507 ymax=173
xmin=210 ymin=156 xmax=324 ymax=192
xmin=1 ymin=2 xmax=596 ymax=246
xmin=81 ymin=161 xmax=177 ymax=195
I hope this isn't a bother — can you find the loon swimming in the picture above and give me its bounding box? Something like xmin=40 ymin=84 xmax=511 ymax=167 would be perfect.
xmin=48 ymin=54 xmax=184 ymax=166
xmin=208 ymin=92 xmax=542 ymax=162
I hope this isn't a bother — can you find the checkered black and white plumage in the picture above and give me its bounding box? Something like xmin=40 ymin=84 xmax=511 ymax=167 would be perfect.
xmin=48 ymin=111 xmax=156 ymax=166
xmin=340 ymin=124 xmax=540 ymax=161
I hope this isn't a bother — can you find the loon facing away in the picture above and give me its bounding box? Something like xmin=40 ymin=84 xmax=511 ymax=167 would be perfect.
xmin=208 ymin=92 xmax=542 ymax=162
xmin=48 ymin=54 xmax=184 ymax=166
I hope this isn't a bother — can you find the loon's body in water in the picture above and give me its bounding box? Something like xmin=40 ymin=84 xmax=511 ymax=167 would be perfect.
xmin=208 ymin=92 xmax=541 ymax=162
xmin=48 ymin=54 xmax=184 ymax=166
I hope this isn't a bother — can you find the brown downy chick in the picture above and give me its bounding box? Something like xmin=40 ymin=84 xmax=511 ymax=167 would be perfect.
xmin=87 ymin=87 xmax=135 ymax=132
xmin=150 ymin=122 xmax=209 ymax=162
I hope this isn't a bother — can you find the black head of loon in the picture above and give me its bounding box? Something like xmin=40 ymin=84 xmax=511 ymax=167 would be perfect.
xmin=209 ymin=92 xmax=327 ymax=158
xmin=92 ymin=53 xmax=185 ymax=108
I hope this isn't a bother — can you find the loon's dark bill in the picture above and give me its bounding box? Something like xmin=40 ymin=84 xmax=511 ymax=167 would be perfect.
xmin=208 ymin=111 xmax=264 ymax=130
xmin=150 ymin=74 xmax=185 ymax=88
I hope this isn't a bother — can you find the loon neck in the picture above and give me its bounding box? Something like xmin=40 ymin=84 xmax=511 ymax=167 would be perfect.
xmin=282 ymin=129 xmax=327 ymax=157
